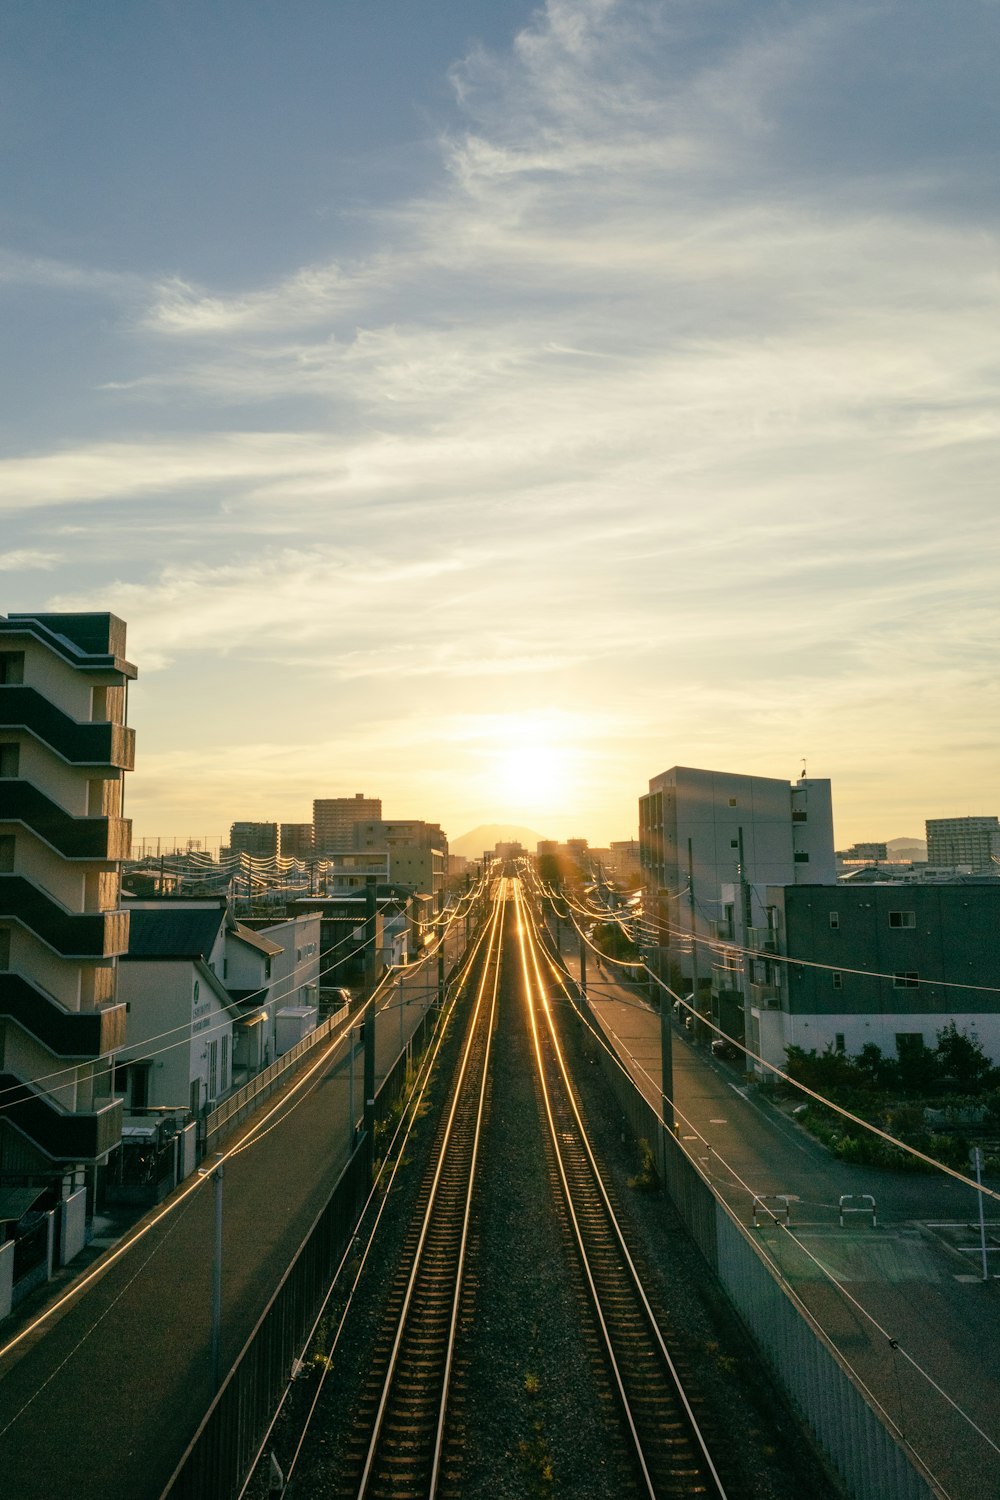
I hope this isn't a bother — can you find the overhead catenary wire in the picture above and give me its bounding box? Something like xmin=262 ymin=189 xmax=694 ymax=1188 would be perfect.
xmin=0 ymin=879 xmax=488 ymax=1365
xmin=520 ymin=879 xmax=998 ymax=1485
xmin=527 ymin=868 xmax=1000 ymax=1203
xmin=0 ymin=882 xmax=484 ymax=1108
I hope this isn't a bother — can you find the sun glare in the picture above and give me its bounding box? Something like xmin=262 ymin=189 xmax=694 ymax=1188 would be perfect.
xmin=493 ymin=737 xmax=577 ymax=815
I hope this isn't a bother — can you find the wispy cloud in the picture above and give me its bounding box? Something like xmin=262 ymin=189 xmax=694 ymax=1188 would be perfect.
xmin=5 ymin=0 xmax=999 ymax=841
xmin=0 ymin=548 xmax=60 ymax=571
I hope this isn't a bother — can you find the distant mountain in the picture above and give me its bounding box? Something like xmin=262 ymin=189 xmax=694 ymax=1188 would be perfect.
xmin=450 ymin=824 xmax=547 ymax=859
xmin=887 ymin=837 xmax=927 ymax=857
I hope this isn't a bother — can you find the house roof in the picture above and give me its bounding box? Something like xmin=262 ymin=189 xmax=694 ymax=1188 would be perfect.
xmin=123 ymin=905 xmax=226 ymax=961
xmin=232 ymin=922 xmax=283 ymax=956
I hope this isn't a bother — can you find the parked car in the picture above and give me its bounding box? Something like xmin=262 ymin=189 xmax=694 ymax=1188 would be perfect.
xmin=711 ymin=1037 xmax=741 ymax=1062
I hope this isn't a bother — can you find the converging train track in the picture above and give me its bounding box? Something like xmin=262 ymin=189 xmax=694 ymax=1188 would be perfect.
xmin=513 ymin=879 xmax=728 ymax=1499
xmin=269 ymin=875 xmax=738 ymax=1498
xmin=342 ymin=880 xmax=507 ymax=1499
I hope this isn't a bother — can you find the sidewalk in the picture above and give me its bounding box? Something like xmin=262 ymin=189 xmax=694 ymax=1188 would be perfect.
xmin=549 ymin=922 xmax=1000 ymax=1500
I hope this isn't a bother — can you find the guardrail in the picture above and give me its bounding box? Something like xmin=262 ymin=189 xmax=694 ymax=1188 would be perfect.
xmin=202 ymin=1001 xmax=350 ymax=1156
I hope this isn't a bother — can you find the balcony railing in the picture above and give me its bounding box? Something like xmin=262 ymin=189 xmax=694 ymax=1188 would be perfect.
xmin=750 ymin=982 xmax=782 ymax=1010
xmin=0 ymin=781 xmax=131 ymax=860
xmin=746 ymin=926 xmax=777 ymax=952
xmin=711 ymin=962 xmax=744 ymax=996
xmin=0 ymin=973 xmax=126 ymax=1056
xmin=0 ymin=687 xmax=135 ymax=769
xmin=0 ymin=876 xmax=129 ymax=956
xmin=709 ymin=919 xmax=734 ymax=943
xmin=0 ymin=1074 xmax=122 ymax=1161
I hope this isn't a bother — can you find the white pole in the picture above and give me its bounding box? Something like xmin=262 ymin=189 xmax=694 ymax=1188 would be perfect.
xmin=973 ymin=1147 xmax=989 ymax=1281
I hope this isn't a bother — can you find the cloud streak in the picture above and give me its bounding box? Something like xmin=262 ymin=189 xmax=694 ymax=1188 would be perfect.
xmin=4 ymin=0 xmax=999 ymax=842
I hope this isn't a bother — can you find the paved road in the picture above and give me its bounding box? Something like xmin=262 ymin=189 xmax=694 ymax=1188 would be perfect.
xmin=551 ymin=928 xmax=1000 ymax=1500
xmin=0 ymin=918 xmax=471 ymax=1500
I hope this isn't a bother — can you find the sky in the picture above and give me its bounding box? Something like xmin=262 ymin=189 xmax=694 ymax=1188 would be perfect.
xmin=2 ymin=0 xmax=998 ymax=850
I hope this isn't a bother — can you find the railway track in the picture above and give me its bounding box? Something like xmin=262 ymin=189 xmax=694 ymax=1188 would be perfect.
xmin=339 ymin=880 xmax=507 ymax=1499
xmin=265 ymin=874 xmax=760 ymax=1497
xmin=514 ymin=879 xmax=728 ymax=1499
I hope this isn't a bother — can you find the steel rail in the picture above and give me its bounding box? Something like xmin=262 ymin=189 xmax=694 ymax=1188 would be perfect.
xmin=514 ymin=878 xmax=729 ymax=1499
xmin=354 ymin=880 xmax=506 ymax=1499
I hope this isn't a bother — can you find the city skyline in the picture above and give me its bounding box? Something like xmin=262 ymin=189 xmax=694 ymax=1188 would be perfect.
xmin=2 ymin=1 xmax=998 ymax=846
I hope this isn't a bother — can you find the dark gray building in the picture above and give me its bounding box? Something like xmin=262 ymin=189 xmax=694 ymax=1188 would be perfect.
xmin=751 ymin=881 xmax=1000 ymax=1070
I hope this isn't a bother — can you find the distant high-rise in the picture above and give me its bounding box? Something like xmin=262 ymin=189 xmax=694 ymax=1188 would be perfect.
xmin=227 ymin=821 xmax=279 ymax=858
xmin=313 ymin=793 xmax=381 ymax=855
xmin=280 ymin=823 xmax=314 ymax=861
xmin=926 ymin=816 xmax=1000 ymax=873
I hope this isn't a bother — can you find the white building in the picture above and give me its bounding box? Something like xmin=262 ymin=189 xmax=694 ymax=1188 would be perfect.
xmin=639 ymin=766 xmax=836 ymax=1020
xmin=116 ymin=900 xmax=319 ymax=1116
xmin=925 ymin=816 xmax=1000 ymax=874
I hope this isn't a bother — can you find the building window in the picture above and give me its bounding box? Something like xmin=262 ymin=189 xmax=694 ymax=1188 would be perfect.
xmin=221 ymin=1035 xmax=230 ymax=1093
xmin=792 ymin=809 xmax=808 ymax=822
xmin=888 ymin=911 xmax=916 ymax=929
xmin=730 ymin=839 xmax=738 ymax=849
xmin=893 ymin=972 xmax=919 ymax=989
xmin=0 ymin=926 xmax=9 ymax=969
xmin=794 ymin=851 xmax=810 ymax=862
xmin=0 ymin=652 xmax=25 ymax=685
xmin=835 ymin=1033 xmax=845 ymax=1053
xmin=0 ymin=835 xmax=14 ymax=872
xmin=896 ymin=1032 xmax=924 ymax=1057
xmin=829 ymin=911 xmax=839 ymax=929
xmin=832 ymin=971 xmax=843 ymax=989
xmin=0 ymin=743 xmax=19 ymax=777
xmin=728 ymin=797 xmax=737 ymax=807
xmin=207 ymin=1040 xmax=218 ymax=1100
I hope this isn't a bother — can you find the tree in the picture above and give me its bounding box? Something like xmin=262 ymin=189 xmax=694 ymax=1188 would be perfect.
xmin=934 ymin=1022 xmax=996 ymax=1093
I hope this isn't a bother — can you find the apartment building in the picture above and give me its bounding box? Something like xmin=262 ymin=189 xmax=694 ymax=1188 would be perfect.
xmin=0 ymin=611 xmax=136 ymax=1287
xmin=639 ymin=766 xmax=836 ymax=1017
xmin=751 ymin=882 xmax=1000 ymax=1070
xmin=351 ymin=820 xmax=447 ymax=897
xmin=279 ymin=823 xmax=314 ymax=861
xmin=925 ymin=816 xmax=1000 ymax=874
xmin=225 ymin=822 xmax=279 ymax=859
xmin=313 ymin=793 xmax=381 ymax=855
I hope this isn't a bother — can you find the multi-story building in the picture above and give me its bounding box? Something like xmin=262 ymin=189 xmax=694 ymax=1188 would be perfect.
xmin=279 ymin=823 xmax=314 ymax=861
xmin=925 ymin=816 xmax=1000 ymax=874
xmin=313 ymin=793 xmax=381 ymax=855
xmin=752 ymin=881 xmax=1000 ymax=1071
xmin=639 ymin=766 xmax=836 ymax=1028
xmin=837 ymin=842 xmax=888 ymax=867
xmin=350 ymin=820 xmax=447 ymax=897
xmin=0 ymin=611 xmax=135 ymax=1283
xmin=225 ymin=821 xmax=279 ymax=859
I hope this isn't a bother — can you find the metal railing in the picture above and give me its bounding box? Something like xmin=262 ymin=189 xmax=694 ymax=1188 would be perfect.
xmin=202 ymin=1002 xmax=349 ymax=1156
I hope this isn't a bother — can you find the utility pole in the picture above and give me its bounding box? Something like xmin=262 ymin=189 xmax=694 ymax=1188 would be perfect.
xmin=198 ymin=1152 xmax=225 ymax=1393
xmin=363 ymin=876 xmax=377 ymax=1180
xmin=659 ymin=969 xmax=674 ymax=1132
xmin=737 ymin=826 xmax=752 ymax=1049
xmin=579 ymin=927 xmax=587 ymax=995
xmin=688 ymin=837 xmax=699 ymax=1032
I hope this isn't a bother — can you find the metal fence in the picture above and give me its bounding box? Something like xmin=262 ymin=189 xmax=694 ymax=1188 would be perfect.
xmin=202 ymin=1003 xmax=349 ymax=1156
xmin=161 ymin=1000 xmax=438 ymax=1500
xmin=567 ymin=986 xmax=938 ymax=1500
xmin=161 ymin=1144 xmax=369 ymax=1500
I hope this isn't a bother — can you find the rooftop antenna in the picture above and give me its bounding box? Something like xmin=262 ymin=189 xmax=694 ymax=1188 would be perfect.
xmin=800 ymin=757 xmax=807 ymax=781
